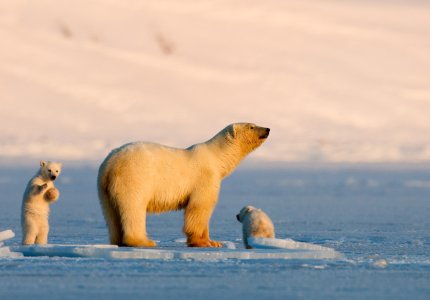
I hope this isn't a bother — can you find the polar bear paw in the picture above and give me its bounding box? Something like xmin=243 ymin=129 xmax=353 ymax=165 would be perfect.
xmin=44 ymin=187 xmax=59 ymax=202
xmin=187 ymin=238 xmax=223 ymax=248
xmin=122 ymin=235 xmax=157 ymax=248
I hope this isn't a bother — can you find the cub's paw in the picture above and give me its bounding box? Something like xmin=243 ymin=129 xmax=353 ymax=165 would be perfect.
xmin=38 ymin=183 xmax=48 ymax=192
xmin=44 ymin=187 xmax=59 ymax=202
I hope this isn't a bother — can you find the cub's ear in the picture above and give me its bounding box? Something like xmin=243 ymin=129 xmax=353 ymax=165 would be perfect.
xmin=40 ymin=160 xmax=47 ymax=167
xmin=245 ymin=206 xmax=255 ymax=214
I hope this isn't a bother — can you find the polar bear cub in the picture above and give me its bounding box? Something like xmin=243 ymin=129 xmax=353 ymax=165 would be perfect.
xmin=236 ymin=205 xmax=275 ymax=249
xmin=21 ymin=160 xmax=62 ymax=245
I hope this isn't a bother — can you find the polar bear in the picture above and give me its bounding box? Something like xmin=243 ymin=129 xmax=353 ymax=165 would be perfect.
xmin=21 ymin=160 xmax=62 ymax=245
xmin=236 ymin=205 xmax=275 ymax=249
xmin=98 ymin=122 xmax=270 ymax=248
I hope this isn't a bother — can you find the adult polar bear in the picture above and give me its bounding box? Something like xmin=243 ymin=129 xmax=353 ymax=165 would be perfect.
xmin=98 ymin=123 xmax=270 ymax=248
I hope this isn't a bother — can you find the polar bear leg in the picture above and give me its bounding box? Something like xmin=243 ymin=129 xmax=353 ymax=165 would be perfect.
xmin=184 ymin=189 xmax=222 ymax=248
xmin=35 ymin=221 xmax=49 ymax=244
xmin=118 ymin=196 xmax=156 ymax=247
xmin=22 ymin=219 xmax=38 ymax=245
xmin=100 ymin=197 xmax=122 ymax=245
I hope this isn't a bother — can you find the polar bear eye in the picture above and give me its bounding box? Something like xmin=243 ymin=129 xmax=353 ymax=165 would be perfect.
xmin=56 ymin=170 xmax=59 ymax=173
xmin=48 ymin=169 xmax=52 ymax=172
xmin=250 ymin=126 xmax=255 ymax=130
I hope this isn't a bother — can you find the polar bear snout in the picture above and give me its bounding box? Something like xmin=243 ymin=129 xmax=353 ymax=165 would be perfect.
xmin=50 ymin=175 xmax=57 ymax=181
xmin=236 ymin=214 xmax=241 ymax=222
xmin=259 ymin=127 xmax=270 ymax=139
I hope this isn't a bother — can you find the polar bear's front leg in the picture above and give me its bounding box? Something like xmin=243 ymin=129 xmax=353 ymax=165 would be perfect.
xmin=183 ymin=188 xmax=223 ymax=248
xmin=31 ymin=183 xmax=48 ymax=196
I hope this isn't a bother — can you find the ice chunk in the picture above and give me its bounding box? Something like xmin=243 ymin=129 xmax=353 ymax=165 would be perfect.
xmin=0 ymin=230 xmax=15 ymax=242
xmin=10 ymin=242 xmax=342 ymax=260
xmin=222 ymin=241 xmax=236 ymax=250
xmin=11 ymin=244 xmax=118 ymax=258
xmin=174 ymin=238 xmax=187 ymax=243
xmin=248 ymin=237 xmax=343 ymax=258
xmin=0 ymin=246 xmax=23 ymax=258
xmin=372 ymin=259 xmax=388 ymax=268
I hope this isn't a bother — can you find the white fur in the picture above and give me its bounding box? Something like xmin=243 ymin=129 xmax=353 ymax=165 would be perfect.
xmin=236 ymin=205 xmax=275 ymax=249
xmin=21 ymin=160 xmax=62 ymax=245
xmin=98 ymin=123 xmax=270 ymax=247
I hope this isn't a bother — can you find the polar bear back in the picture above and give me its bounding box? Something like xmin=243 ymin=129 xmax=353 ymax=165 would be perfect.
xmin=99 ymin=142 xmax=219 ymax=213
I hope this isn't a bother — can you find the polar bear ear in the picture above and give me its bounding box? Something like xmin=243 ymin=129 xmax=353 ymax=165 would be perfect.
xmin=245 ymin=206 xmax=255 ymax=213
xmin=229 ymin=124 xmax=236 ymax=138
xmin=40 ymin=160 xmax=47 ymax=167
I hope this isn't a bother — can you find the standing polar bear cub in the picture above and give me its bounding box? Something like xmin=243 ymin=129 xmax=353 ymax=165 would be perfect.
xmin=21 ymin=161 xmax=62 ymax=245
xmin=98 ymin=123 xmax=270 ymax=247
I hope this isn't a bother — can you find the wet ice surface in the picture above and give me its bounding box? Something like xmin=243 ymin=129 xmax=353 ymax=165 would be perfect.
xmin=1 ymin=165 xmax=430 ymax=299
xmin=7 ymin=238 xmax=342 ymax=260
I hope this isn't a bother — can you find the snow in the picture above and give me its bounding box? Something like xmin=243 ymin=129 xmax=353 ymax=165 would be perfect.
xmin=1 ymin=0 xmax=430 ymax=163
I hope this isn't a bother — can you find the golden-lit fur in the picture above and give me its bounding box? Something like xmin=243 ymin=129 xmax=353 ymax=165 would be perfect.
xmin=98 ymin=123 xmax=270 ymax=248
xmin=236 ymin=205 xmax=275 ymax=249
xmin=21 ymin=160 xmax=62 ymax=245
xmin=44 ymin=188 xmax=60 ymax=202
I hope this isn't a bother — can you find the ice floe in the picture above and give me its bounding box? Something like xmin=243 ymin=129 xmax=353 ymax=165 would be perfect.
xmin=1 ymin=228 xmax=342 ymax=260
xmin=0 ymin=230 xmax=23 ymax=258
xmin=0 ymin=229 xmax=15 ymax=243
xmin=248 ymin=237 xmax=339 ymax=252
xmin=8 ymin=240 xmax=342 ymax=260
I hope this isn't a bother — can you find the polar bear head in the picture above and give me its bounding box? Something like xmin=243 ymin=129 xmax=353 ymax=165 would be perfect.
xmin=228 ymin=123 xmax=270 ymax=154
xmin=236 ymin=205 xmax=256 ymax=222
xmin=39 ymin=160 xmax=62 ymax=181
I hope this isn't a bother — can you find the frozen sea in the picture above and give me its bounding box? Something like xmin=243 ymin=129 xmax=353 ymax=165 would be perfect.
xmin=0 ymin=164 xmax=429 ymax=299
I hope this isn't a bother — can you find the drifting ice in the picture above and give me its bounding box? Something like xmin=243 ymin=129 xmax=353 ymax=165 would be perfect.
xmin=0 ymin=230 xmax=23 ymax=258
xmin=0 ymin=229 xmax=15 ymax=243
xmin=9 ymin=239 xmax=342 ymax=260
xmin=1 ymin=228 xmax=342 ymax=260
xmin=248 ymin=237 xmax=338 ymax=252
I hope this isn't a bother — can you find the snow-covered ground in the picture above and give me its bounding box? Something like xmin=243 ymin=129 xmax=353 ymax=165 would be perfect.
xmin=0 ymin=166 xmax=429 ymax=299
xmin=1 ymin=0 xmax=430 ymax=163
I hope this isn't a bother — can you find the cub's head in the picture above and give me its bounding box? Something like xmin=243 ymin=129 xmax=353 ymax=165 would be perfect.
xmin=236 ymin=205 xmax=256 ymax=223
xmin=40 ymin=160 xmax=62 ymax=181
xmin=226 ymin=123 xmax=270 ymax=154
